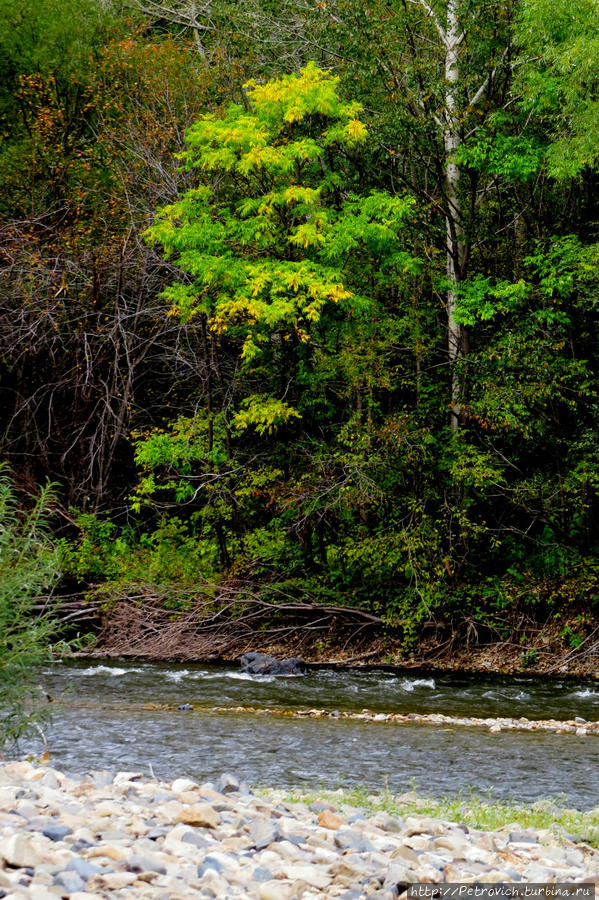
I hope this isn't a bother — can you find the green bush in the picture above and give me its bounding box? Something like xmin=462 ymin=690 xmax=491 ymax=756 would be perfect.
xmin=0 ymin=470 xmax=62 ymax=748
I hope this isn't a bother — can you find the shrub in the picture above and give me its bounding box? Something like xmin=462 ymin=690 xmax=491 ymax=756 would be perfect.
xmin=0 ymin=470 xmax=62 ymax=748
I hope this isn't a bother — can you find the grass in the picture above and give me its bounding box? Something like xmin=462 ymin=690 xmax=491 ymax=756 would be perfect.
xmin=259 ymin=783 xmax=599 ymax=847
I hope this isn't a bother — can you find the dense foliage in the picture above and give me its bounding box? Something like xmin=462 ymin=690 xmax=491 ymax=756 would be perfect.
xmin=2 ymin=0 xmax=599 ymax=649
xmin=0 ymin=471 xmax=62 ymax=746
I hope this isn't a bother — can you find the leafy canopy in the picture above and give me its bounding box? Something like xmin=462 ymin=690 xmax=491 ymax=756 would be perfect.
xmin=518 ymin=0 xmax=599 ymax=176
xmin=146 ymin=61 xmax=417 ymax=430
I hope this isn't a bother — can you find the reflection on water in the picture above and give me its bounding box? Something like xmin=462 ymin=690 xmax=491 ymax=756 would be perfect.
xmin=19 ymin=659 xmax=599 ymax=808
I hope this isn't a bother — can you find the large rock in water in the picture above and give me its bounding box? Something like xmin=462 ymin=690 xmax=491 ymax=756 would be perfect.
xmin=240 ymin=652 xmax=305 ymax=675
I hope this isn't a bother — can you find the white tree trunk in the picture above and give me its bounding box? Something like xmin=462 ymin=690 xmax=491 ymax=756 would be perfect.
xmin=444 ymin=0 xmax=465 ymax=432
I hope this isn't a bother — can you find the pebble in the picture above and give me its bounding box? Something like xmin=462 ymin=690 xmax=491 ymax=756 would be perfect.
xmin=318 ymin=808 xmax=345 ymax=830
xmin=0 ymin=761 xmax=596 ymax=899
xmin=175 ymin=803 xmax=221 ymax=828
xmin=43 ymin=822 xmax=73 ymax=842
xmin=248 ymin=819 xmax=280 ymax=849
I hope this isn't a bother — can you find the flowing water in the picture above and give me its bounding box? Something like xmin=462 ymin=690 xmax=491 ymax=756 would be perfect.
xmin=19 ymin=659 xmax=599 ymax=808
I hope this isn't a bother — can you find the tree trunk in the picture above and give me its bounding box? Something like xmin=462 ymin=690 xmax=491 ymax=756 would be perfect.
xmin=444 ymin=0 xmax=466 ymax=432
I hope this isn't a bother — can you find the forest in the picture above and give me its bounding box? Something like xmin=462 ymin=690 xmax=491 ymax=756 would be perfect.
xmin=2 ymin=0 xmax=599 ymax=677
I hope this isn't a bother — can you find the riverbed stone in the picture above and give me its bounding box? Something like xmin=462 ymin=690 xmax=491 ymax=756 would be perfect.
xmin=180 ymin=830 xmax=211 ymax=849
xmin=383 ymin=863 xmax=419 ymax=887
xmin=1 ymin=762 xmax=599 ymax=899
xmin=334 ymin=829 xmax=374 ymax=852
xmin=70 ymin=894 xmax=105 ymax=900
xmin=434 ymin=833 xmax=468 ymax=854
xmin=87 ymin=843 xmax=129 ymax=862
xmin=217 ymin=773 xmax=240 ymax=794
xmin=248 ymin=819 xmax=280 ymax=848
xmin=65 ymin=857 xmax=103 ymax=881
xmin=87 ymin=871 xmax=139 ymax=890
xmin=171 ymin=778 xmax=197 ymax=794
xmin=128 ymin=853 xmax=168 ymax=875
xmin=259 ymin=882 xmax=293 ymax=900
xmin=508 ymin=830 xmax=538 ymax=843
xmin=175 ymin=802 xmax=221 ymax=828
xmin=252 ymin=866 xmax=274 ymax=882
xmin=54 ymin=869 xmax=86 ymax=893
xmin=318 ymin=809 xmax=345 ymax=829
xmin=41 ymin=822 xmax=73 ymax=843
xmin=18 ymin=888 xmax=55 ymax=900
xmin=1 ymin=834 xmax=43 ymax=868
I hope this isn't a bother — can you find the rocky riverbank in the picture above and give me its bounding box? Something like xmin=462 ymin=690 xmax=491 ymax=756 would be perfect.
xmin=1 ymin=762 xmax=598 ymax=899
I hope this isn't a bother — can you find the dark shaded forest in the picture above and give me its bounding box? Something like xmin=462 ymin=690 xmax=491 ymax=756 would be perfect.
xmin=3 ymin=0 xmax=599 ymax=666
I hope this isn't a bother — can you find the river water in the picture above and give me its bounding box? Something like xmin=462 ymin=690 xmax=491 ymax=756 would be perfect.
xmin=21 ymin=659 xmax=599 ymax=808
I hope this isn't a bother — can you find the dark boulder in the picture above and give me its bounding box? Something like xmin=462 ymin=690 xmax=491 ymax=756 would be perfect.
xmin=240 ymin=652 xmax=305 ymax=676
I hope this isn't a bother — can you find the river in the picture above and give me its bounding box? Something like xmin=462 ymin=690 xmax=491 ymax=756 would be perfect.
xmin=20 ymin=659 xmax=599 ymax=808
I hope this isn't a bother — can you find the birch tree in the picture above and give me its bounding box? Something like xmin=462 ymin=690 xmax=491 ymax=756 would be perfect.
xmin=231 ymin=0 xmax=517 ymax=429
xmin=408 ymin=0 xmax=514 ymax=427
xmin=125 ymin=0 xmax=215 ymax=57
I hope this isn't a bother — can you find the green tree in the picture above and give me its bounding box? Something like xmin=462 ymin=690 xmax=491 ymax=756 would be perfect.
xmin=518 ymin=0 xmax=599 ymax=177
xmin=137 ymin=62 xmax=422 ymax=589
xmin=143 ymin=61 xmax=417 ymax=455
xmin=231 ymin=0 xmax=522 ymax=429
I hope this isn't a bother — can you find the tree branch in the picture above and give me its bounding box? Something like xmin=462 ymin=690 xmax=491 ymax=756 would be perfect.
xmin=405 ymin=0 xmax=447 ymax=46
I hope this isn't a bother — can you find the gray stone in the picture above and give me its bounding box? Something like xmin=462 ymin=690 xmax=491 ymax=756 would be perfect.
xmin=88 ymin=770 xmax=114 ymax=788
xmin=376 ymin=813 xmax=404 ymax=833
xmin=42 ymin=822 xmax=73 ymax=842
xmin=248 ymin=820 xmax=280 ymax=849
xmin=65 ymin=857 xmax=102 ymax=881
xmin=181 ymin=830 xmax=211 ymax=848
xmin=383 ymin=864 xmax=418 ymax=887
xmin=390 ymin=845 xmax=420 ymax=865
xmin=504 ymin=869 xmax=523 ymax=881
xmin=198 ymin=856 xmax=224 ymax=876
xmin=253 ymin=867 xmax=273 ymax=883
xmin=240 ymin=652 xmax=304 ymax=675
xmin=508 ymin=831 xmax=538 ymax=844
xmin=54 ymin=870 xmax=86 ymax=893
xmin=70 ymin=839 xmax=93 ymax=852
xmin=335 ymin=830 xmax=375 ymax=853
xmin=40 ymin=771 xmax=60 ymax=789
xmin=434 ymin=834 xmax=468 ymax=853
xmin=282 ymin=831 xmax=307 ymax=846
xmin=217 ymin=773 xmax=240 ymax=794
xmin=129 ymin=853 xmax=167 ymax=875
